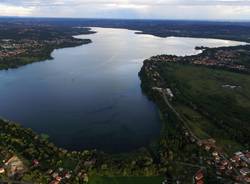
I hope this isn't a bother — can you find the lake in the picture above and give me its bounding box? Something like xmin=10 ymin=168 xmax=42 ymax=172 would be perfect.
xmin=0 ymin=27 xmax=245 ymax=153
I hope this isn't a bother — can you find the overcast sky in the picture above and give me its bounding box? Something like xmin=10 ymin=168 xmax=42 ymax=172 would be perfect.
xmin=1 ymin=0 xmax=250 ymax=20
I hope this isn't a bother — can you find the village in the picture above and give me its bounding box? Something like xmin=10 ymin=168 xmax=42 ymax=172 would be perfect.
xmin=0 ymin=23 xmax=94 ymax=70
xmin=148 ymin=45 xmax=250 ymax=73
xmin=0 ymin=151 xmax=92 ymax=184
xmin=0 ymin=149 xmax=91 ymax=184
xmin=0 ymin=38 xmax=88 ymax=59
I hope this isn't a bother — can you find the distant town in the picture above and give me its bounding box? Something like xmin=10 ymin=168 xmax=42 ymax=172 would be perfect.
xmin=0 ymin=38 xmax=89 ymax=58
xmin=149 ymin=45 xmax=250 ymax=74
xmin=0 ymin=23 xmax=93 ymax=69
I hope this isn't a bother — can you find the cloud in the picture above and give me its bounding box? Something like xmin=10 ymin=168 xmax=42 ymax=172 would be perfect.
xmin=0 ymin=0 xmax=250 ymax=19
xmin=2 ymin=0 xmax=250 ymax=6
xmin=0 ymin=3 xmax=34 ymax=16
xmin=2 ymin=0 xmax=250 ymax=7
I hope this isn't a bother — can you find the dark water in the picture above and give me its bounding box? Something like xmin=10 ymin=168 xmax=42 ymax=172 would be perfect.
xmin=0 ymin=28 xmax=245 ymax=153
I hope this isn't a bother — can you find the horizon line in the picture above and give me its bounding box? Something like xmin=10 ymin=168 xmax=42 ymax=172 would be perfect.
xmin=1 ymin=15 xmax=250 ymax=23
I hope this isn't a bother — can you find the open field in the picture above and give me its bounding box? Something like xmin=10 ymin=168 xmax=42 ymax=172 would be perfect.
xmin=156 ymin=63 xmax=250 ymax=153
xmin=89 ymin=176 xmax=164 ymax=184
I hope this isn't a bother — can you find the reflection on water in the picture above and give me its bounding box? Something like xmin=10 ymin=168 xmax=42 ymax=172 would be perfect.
xmin=0 ymin=27 xmax=245 ymax=153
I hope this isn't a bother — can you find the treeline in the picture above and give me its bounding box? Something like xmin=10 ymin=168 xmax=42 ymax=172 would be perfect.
xmin=0 ymin=23 xmax=95 ymax=40
xmin=2 ymin=18 xmax=250 ymax=42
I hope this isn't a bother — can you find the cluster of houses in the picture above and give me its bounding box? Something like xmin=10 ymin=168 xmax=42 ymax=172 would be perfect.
xmin=0 ymin=155 xmax=26 ymax=180
xmin=231 ymin=151 xmax=250 ymax=183
xmin=191 ymin=49 xmax=248 ymax=71
xmin=47 ymin=167 xmax=73 ymax=184
xmin=48 ymin=168 xmax=89 ymax=184
xmin=194 ymin=137 xmax=250 ymax=183
xmin=0 ymin=155 xmax=92 ymax=184
xmin=152 ymin=87 xmax=174 ymax=99
xmin=192 ymin=58 xmax=246 ymax=71
xmin=149 ymin=55 xmax=179 ymax=63
xmin=183 ymin=130 xmax=250 ymax=184
xmin=197 ymin=139 xmax=250 ymax=183
xmin=146 ymin=47 xmax=249 ymax=73
xmin=143 ymin=61 xmax=162 ymax=85
xmin=193 ymin=169 xmax=205 ymax=184
xmin=0 ymin=37 xmax=84 ymax=59
xmin=0 ymin=154 xmax=80 ymax=183
xmin=0 ymin=39 xmax=42 ymax=58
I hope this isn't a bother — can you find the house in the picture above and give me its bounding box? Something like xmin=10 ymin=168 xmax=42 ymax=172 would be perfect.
xmin=59 ymin=168 xmax=63 ymax=172
xmin=47 ymin=169 xmax=54 ymax=174
xmin=0 ymin=167 xmax=5 ymax=174
xmin=184 ymin=131 xmax=189 ymax=136
xmin=244 ymin=176 xmax=250 ymax=183
xmin=195 ymin=170 xmax=204 ymax=181
xmin=241 ymin=156 xmax=250 ymax=165
xmin=235 ymin=152 xmax=244 ymax=157
xmin=32 ymin=159 xmax=39 ymax=166
xmin=204 ymin=145 xmax=211 ymax=151
xmin=212 ymin=152 xmax=218 ymax=157
xmin=83 ymin=173 xmax=89 ymax=183
xmin=197 ymin=141 xmax=203 ymax=147
xmin=194 ymin=170 xmax=205 ymax=184
xmin=207 ymin=139 xmax=216 ymax=144
xmin=219 ymin=166 xmax=225 ymax=171
xmin=215 ymin=156 xmax=220 ymax=162
xmin=65 ymin=172 xmax=71 ymax=179
xmin=221 ymin=160 xmax=229 ymax=166
xmin=231 ymin=156 xmax=240 ymax=163
xmin=52 ymin=172 xmax=59 ymax=178
xmin=196 ymin=180 xmax=204 ymax=184
xmin=5 ymin=156 xmax=25 ymax=177
xmin=235 ymin=175 xmax=245 ymax=182
xmin=152 ymin=87 xmax=163 ymax=93
xmin=207 ymin=160 xmax=212 ymax=165
xmin=162 ymin=178 xmax=172 ymax=184
xmin=240 ymin=168 xmax=250 ymax=176
xmin=55 ymin=176 xmax=62 ymax=182
xmin=227 ymin=165 xmax=233 ymax=170
xmin=50 ymin=180 xmax=60 ymax=184
xmin=245 ymin=152 xmax=250 ymax=159
xmin=166 ymin=88 xmax=174 ymax=98
xmin=195 ymin=173 xmax=204 ymax=181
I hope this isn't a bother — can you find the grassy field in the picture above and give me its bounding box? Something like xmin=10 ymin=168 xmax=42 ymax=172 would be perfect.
xmin=174 ymin=102 xmax=244 ymax=154
xmin=89 ymin=176 xmax=164 ymax=184
xmin=157 ymin=63 xmax=250 ymax=154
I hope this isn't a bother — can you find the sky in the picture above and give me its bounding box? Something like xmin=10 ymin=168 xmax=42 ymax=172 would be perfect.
xmin=0 ymin=0 xmax=250 ymax=20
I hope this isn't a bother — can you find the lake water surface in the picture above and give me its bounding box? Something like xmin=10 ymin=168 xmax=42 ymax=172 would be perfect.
xmin=0 ymin=28 xmax=245 ymax=153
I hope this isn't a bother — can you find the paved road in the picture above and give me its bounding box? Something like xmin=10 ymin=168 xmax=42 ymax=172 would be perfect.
xmin=160 ymin=89 xmax=200 ymax=141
